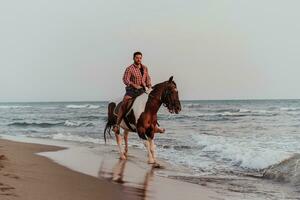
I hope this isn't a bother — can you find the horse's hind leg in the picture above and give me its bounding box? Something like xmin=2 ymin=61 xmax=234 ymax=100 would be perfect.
xmin=123 ymin=130 xmax=129 ymax=156
xmin=115 ymin=131 xmax=126 ymax=160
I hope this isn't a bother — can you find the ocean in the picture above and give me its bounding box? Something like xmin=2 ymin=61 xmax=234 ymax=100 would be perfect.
xmin=1 ymin=100 xmax=300 ymax=199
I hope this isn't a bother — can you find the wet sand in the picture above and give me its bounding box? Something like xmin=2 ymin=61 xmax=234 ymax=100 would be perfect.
xmin=0 ymin=137 xmax=218 ymax=200
xmin=0 ymin=139 xmax=137 ymax=200
xmin=98 ymin=154 xmax=218 ymax=200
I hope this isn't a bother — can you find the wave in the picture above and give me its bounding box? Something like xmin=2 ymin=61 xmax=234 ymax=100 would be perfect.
xmin=64 ymin=120 xmax=94 ymax=127
xmin=184 ymin=103 xmax=202 ymax=108
xmin=263 ymin=154 xmax=300 ymax=185
xmin=8 ymin=122 xmax=64 ymax=128
xmin=0 ymin=105 xmax=32 ymax=109
xmin=51 ymin=133 xmax=103 ymax=143
xmin=280 ymin=107 xmax=300 ymax=111
xmin=158 ymin=144 xmax=193 ymax=150
xmin=215 ymin=108 xmax=241 ymax=113
xmin=66 ymin=104 xmax=100 ymax=109
xmin=163 ymin=109 xmax=276 ymax=121
xmin=77 ymin=116 xmax=101 ymax=120
xmin=192 ymin=134 xmax=292 ymax=170
xmin=8 ymin=120 xmax=95 ymax=128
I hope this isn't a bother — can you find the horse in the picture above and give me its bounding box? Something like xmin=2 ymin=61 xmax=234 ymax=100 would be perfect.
xmin=104 ymin=76 xmax=181 ymax=164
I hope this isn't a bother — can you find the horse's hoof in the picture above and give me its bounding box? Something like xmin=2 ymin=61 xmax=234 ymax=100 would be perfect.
xmin=120 ymin=154 xmax=127 ymax=160
xmin=153 ymin=163 xmax=161 ymax=168
xmin=159 ymin=128 xmax=165 ymax=133
xmin=124 ymin=149 xmax=128 ymax=156
xmin=148 ymin=160 xmax=156 ymax=164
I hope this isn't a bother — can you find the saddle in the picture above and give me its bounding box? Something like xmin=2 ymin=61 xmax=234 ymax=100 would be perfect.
xmin=113 ymin=98 xmax=135 ymax=116
xmin=113 ymin=98 xmax=137 ymax=132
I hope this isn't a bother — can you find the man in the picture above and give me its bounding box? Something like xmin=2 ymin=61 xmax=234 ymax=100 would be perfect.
xmin=113 ymin=51 xmax=152 ymax=134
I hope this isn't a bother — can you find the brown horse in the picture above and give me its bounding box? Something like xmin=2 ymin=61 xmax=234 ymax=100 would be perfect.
xmin=104 ymin=76 xmax=181 ymax=163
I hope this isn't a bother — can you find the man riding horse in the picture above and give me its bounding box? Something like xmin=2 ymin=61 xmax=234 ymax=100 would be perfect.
xmin=113 ymin=51 xmax=164 ymax=134
xmin=105 ymin=51 xmax=181 ymax=162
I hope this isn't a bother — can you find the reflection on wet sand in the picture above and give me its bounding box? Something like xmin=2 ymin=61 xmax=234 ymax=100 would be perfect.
xmin=98 ymin=158 xmax=157 ymax=200
xmin=97 ymin=151 xmax=217 ymax=200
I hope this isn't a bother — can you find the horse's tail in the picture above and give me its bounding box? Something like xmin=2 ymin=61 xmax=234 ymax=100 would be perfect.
xmin=104 ymin=102 xmax=117 ymax=143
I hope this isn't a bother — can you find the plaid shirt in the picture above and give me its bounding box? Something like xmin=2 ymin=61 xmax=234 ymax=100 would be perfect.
xmin=123 ymin=64 xmax=151 ymax=87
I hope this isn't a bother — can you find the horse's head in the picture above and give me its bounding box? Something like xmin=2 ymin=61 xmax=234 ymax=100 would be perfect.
xmin=161 ymin=76 xmax=181 ymax=114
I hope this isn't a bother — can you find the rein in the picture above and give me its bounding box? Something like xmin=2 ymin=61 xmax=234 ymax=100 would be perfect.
xmin=146 ymin=84 xmax=172 ymax=109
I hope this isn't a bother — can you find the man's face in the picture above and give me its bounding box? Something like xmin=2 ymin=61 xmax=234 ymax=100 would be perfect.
xmin=133 ymin=55 xmax=142 ymax=65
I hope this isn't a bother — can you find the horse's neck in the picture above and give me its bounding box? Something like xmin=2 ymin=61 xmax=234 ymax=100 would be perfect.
xmin=145 ymin=83 xmax=165 ymax=114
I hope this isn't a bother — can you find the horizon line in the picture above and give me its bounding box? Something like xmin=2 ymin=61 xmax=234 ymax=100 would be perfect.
xmin=0 ymin=98 xmax=300 ymax=103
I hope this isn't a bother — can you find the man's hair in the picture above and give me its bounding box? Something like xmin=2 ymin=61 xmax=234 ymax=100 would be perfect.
xmin=133 ymin=51 xmax=142 ymax=59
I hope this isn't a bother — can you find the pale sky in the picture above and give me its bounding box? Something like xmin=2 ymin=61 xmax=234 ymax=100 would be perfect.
xmin=1 ymin=0 xmax=300 ymax=102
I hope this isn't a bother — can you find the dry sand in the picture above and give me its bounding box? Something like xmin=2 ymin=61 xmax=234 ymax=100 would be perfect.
xmin=0 ymin=139 xmax=137 ymax=200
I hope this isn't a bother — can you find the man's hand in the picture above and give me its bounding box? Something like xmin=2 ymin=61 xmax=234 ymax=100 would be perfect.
xmin=136 ymin=85 xmax=143 ymax=89
xmin=131 ymin=83 xmax=142 ymax=89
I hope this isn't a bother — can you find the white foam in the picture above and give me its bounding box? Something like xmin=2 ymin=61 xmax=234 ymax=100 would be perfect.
xmin=239 ymin=109 xmax=251 ymax=113
xmin=193 ymin=134 xmax=292 ymax=170
xmin=52 ymin=133 xmax=104 ymax=144
xmin=64 ymin=120 xmax=93 ymax=127
xmin=280 ymin=107 xmax=300 ymax=111
xmin=0 ymin=105 xmax=32 ymax=109
xmin=66 ymin=104 xmax=99 ymax=109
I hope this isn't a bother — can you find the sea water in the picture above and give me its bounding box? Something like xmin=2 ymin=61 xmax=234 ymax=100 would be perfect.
xmin=1 ymin=100 xmax=300 ymax=199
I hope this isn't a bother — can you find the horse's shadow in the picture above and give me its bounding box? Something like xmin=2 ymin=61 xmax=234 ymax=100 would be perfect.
xmin=98 ymin=157 xmax=160 ymax=200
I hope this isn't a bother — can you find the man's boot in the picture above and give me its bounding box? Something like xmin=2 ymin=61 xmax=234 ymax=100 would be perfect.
xmin=113 ymin=98 xmax=130 ymax=134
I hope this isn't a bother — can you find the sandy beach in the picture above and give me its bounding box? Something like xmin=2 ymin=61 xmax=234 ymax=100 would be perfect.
xmin=0 ymin=137 xmax=218 ymax=200
xmin=0 ymin=139 xmax=138 ymax=200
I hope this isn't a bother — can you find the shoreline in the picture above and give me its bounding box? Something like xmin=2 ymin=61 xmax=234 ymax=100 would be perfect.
xmin=1 ymin=135 xmax=299 ymax=200
xmin=0 ymin=136 xmax=218 ymax=200
xmin=0 ymin=138 xmax=138 ymax=200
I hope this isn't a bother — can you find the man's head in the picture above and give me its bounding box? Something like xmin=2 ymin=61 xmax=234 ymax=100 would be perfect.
xmin=133 ymin=51 xmax=142 ymax=65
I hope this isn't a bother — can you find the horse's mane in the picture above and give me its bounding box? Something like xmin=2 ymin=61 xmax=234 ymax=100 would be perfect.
xmin=152 ymin=80 xmax=176 ymax=89
xmin=150 ymin=80 xmax=176 ymax=97
xmin=152 ymin=82 xmax=165 ymax=90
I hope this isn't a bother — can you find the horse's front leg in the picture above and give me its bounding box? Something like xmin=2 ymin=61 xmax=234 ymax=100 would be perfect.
xmin=123 ymin=130 xmax=129 ymax=157
xmin=149 ymin=139 xmax=157 ymax=163
xmin=137 ymin=119 xmax=155 ymax=164
xmin=115 ymin=132 xmax=126 ymax=160
xmin=154 ymin=125 xmax=165 ymax=133
xmin=145 ymin=139 xmax=155 ymax=164
xmin=153 ymin=116 xmax=165 ymax=134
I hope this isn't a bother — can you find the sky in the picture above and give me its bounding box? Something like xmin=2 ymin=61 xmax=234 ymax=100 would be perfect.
xmin=1 ymin=0 xmax=300 ymax=102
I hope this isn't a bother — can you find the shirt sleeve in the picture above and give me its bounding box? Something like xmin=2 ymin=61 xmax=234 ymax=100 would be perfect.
xmin=145 ymin=66 xmax=152 ymax=87
xmin=123 ymin=67 xmax=132 ymax=86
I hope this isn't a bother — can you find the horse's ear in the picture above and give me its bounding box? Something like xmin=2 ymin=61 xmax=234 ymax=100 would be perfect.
xmin=168 ymin=76 xmax=173 ymax=83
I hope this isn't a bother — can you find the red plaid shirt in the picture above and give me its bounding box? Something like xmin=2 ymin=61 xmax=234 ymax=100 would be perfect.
xmin=123 ymin=64 xmax=152 ymax=87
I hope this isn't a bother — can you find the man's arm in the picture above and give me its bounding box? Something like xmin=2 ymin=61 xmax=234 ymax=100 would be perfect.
xmin=145 ymin=66 xmax=152 ymax=87
xmin=123 ymin=67 xmax=132 ymax=86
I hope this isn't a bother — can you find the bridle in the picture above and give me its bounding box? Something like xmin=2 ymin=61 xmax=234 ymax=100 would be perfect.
xmin=147 ymin=82 xmax=175 ymax=110
xmin=161 ymin=87 xmax=173 ymax=109
xmin=145 ymin=81 xmax=176 ymax=110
